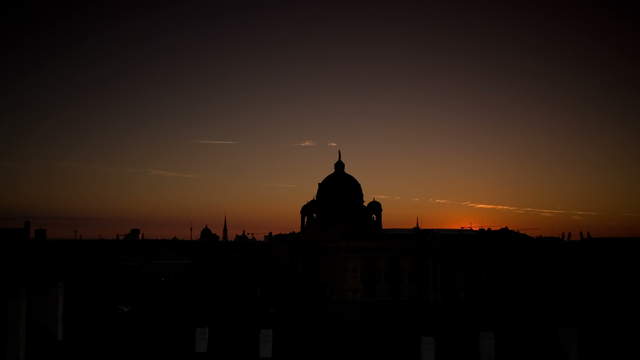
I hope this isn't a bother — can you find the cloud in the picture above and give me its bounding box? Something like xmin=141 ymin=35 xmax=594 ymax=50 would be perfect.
xmin=372 ymin=194 xmax=401 ymax=200
xmin=327 ymin=142 xmax=338 ymax=147
xmin=572 ymin=211 xmax=597 ymax=215
xmin=412 ymin=198 xmax=421 ymax=201
xmin=296 ymin=140 xmax=316 ymax=146
xmin=463 ymin=202 xmax=518 ymax=211
xmin=195 ymin=140 xmax=238 ymax=144
xmin=431 ymin=199 xmax=598 ymax=217
xmin=147 ymin=169 xmax=197 ymax=178
xmin=433 ymin=199 xmax=452 ymax=204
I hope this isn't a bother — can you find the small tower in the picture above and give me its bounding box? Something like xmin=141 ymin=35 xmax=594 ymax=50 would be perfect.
xmin=367 ymin=198 xmax=383 ymax=231
xmin=222 ymin=216 xmax=229 ymax=241
xmin=300 ymin=199 xmax=319 ymax=232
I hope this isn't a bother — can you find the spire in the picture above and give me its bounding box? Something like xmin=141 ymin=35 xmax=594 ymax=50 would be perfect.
xmin=415 ymin=217 xmax=420 ymax=230
xmin=222 ymin=216 xmax=229 ymax=241
xmin=334 ymin=149 xmax=345 ymax=172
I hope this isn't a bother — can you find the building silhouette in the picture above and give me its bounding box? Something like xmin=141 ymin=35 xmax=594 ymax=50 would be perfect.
xmin=199 ymin=225 xmax=219 ymax=241
xmin=222 ymin=216 xmax=229 ymax=241
xmin=3 ymin=154 xmax=640 ymax=359
xmin=0 ymin=220 xmax=30 ymax=241
xmin=123 ymin=228 xmax=141 ymax=240
xmin=300 ymin=151 xmax=382 ymax=235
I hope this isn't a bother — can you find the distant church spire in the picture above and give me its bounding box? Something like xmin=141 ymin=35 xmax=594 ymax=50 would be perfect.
xmin=338 ymin=150 xmax=341 ymax=161
xmin=222 ymin=216 xmax=229 ymax=241
xmin=415 ymin=217 xmax=420 ymax=230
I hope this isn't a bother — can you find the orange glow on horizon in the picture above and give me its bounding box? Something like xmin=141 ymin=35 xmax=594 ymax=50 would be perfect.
xmin=3 ymin=3 xmax=639 ymax=239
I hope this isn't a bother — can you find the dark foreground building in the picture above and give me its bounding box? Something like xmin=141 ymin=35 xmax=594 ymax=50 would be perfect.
xmin=4 ymin=155 xmax=640 ymax=359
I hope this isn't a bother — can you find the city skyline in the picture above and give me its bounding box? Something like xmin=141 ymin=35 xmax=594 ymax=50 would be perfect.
xmin=3 ymin=2 xmax=639 ymax=238
xmin=3 ymin=150 xmax=637 ymax=239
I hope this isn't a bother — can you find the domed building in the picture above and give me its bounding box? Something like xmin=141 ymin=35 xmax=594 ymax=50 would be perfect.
xmin=300 ymin=151 xmax=382 ymax=235
xmin=199 ymin=225 xmax=219 ymax=241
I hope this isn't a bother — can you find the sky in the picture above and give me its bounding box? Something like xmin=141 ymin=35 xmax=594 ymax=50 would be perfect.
xmin=2 ymin=1 xmax=639 ymax=238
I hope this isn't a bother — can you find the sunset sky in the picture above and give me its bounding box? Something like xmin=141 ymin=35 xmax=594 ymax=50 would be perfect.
xmin=2 ymin=1 xmax=639 ymax=238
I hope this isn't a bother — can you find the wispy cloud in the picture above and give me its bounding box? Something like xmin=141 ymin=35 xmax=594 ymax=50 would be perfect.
xmin=327 ymin=142 xmax=338 ymax=147
xmin=431 ymin=199 xmax=598 ymax=217
xmin=372 ymin=194 xmax=391 ymax=199
xmin=147 ymin=169 xmax=197 ymax=178
xmin=195 ymin=140 xmax=238 ymax=144
xmin=372 ymin=194 xmax=401 ymax=200
xmin=296 ymin=140 xmax=316 ymax=146
xmin=412 ymin=198 xmax=421 ymax=201
xmin=433 ymin=199 xmax=452 ymax=204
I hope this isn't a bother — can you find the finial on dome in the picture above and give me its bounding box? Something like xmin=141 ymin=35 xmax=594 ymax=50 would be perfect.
xmin=334 ymin=150 xmax=345 ymax=172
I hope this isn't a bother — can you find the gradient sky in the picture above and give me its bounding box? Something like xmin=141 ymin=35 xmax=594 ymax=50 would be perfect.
xmin=2 ymin=1 xmax=639 ymax=238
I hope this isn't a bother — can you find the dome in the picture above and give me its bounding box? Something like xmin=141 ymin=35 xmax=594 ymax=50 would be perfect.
xmin=199 ymin=225 xmax=219 ymax=241
xmin=367 ymin=198 xmax=382 ymax=211
xmin=300 ymin=150 xmax=383 ymax=234
xmin=315 ymin=151 xmax=364 ymax=208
